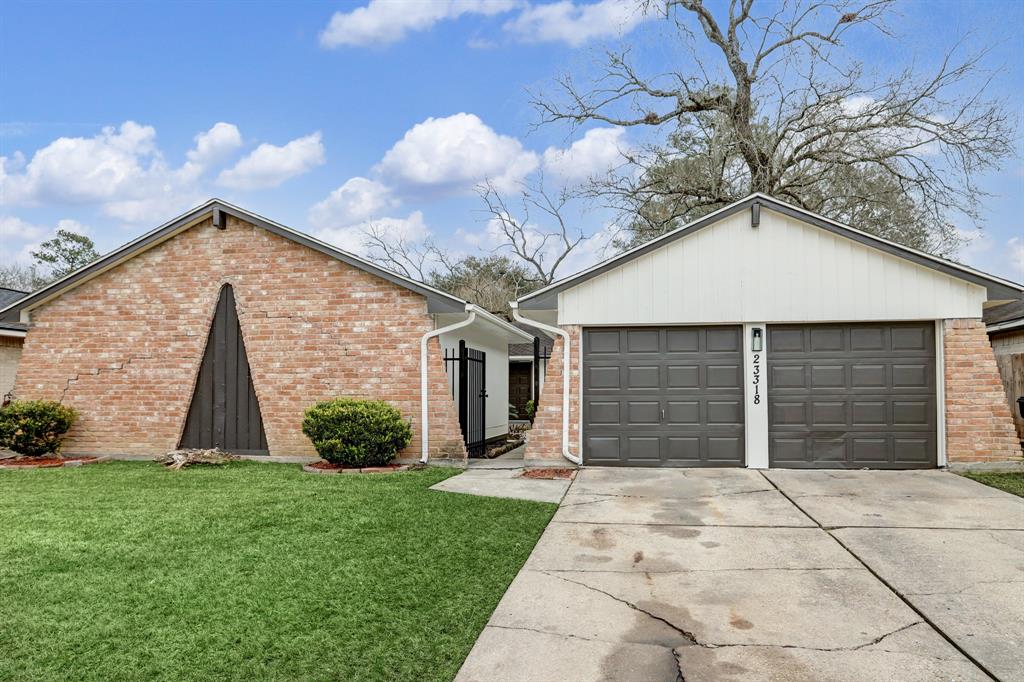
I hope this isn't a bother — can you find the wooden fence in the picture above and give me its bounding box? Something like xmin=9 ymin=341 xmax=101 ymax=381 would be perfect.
xmin=994 ymin=352 xmax=1024 ymax=447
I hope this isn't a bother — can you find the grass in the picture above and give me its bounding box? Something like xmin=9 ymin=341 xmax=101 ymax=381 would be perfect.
xmin=961 ymin=470 xmax=1024 ymax=498
xmin=0 ymin=461 xmax=556 ymax=681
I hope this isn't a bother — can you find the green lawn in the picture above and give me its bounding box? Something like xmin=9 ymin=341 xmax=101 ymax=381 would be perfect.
xmin=961 ymin=470 xmax=1024 ymax=498
xmin=0 ymin=461 xmax=555 ymax=681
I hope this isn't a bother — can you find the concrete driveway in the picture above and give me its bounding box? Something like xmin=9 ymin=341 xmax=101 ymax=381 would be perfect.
xmin=456 ymin=468 xmax=1024 ymax=682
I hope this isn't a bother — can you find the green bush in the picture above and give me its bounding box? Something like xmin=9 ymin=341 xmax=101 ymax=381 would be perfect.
xmin=302 ymin=398 xmax=412 ymax=467
xmin=524 ymin=399 xmax=536 ymax=420
xmin=0 ymin=400 xmax=78 ymax=457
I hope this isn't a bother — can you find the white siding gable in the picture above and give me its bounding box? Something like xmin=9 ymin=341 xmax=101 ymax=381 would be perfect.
xmin=559 ymin=207 xmax=985 ymax=325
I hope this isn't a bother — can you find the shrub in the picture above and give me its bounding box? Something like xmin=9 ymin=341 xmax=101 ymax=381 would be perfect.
xmin=0 ymin=400 xmax=78 ymax=457
xmin=524 ymin=399 xmax=536 ymax=420
xmin=302 ymin=398 xmax=412 ymax=467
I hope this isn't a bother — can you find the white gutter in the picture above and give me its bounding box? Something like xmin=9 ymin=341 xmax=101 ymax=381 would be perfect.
xmin=0 ymin=329 xmax=26 ymax=339
xmin=510 ymin=302 xmax=581 ymax=466
xmin=419 ymin=304 xmax=477 ymax=464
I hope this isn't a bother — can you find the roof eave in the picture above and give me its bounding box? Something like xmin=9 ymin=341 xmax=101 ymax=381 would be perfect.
xmin=0 ymin=199 xmax=468 ymax=320
xmin=517 ymin=194 xmax=1024 ymax=307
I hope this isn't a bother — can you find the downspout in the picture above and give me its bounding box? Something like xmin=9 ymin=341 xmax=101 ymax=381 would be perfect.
xmin=510 ymin=302 xmax=582 ymax=466
xmin=419 ymin=304 xmax=477 ymax=464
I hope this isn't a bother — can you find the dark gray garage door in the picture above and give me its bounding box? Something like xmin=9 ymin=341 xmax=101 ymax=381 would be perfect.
xmin=583 ymin=327 xmax=744 ymax=467
xmin=767 ymin=323 xmax=937 ymax=469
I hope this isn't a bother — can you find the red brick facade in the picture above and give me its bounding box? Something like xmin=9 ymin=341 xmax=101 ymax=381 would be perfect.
xmin=526 ymin=320 xmax=1022 ymax=467
xmin=13 ymin=215 xmax=466 ymax=463
xmin=524 ymin=325 xmax=580 ymax=464
xmin=943 ymin=318 xmax=1021 ymax=463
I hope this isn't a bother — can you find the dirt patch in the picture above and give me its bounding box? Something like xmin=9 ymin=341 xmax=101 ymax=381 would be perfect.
xmin=522 ymin=468 xmax=577 ymax=480
xmin=303 ymin=462 xmax=411 ymax=475
xmin=0 ymin=456 xmax=105 ymax=469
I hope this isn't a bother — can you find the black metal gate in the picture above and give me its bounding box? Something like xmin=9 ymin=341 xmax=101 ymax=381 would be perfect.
xmin=444 ymin=340 xmax=488 ymax=455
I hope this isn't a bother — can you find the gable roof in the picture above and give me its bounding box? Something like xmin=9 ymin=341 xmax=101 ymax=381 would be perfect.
xmin=518 ymin=194 xmax=1024 ymax=310
xmin=0 ymin=287 xmax=27 ymax=309
xmin=0 ymin=199 xmax=468 ymax=322
xmin=984 ymin=298 xmax=1024 ymax=334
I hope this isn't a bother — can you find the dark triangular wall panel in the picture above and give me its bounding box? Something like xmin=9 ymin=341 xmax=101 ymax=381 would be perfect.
xmin=179 ymin=285 xmax=269 ymax=454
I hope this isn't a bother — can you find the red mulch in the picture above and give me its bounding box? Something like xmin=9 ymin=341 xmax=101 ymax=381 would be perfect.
xmin=522 ymin=468 xmax=577 ymax=480
xmin=0 ymin=456 xmax=100 ymax=468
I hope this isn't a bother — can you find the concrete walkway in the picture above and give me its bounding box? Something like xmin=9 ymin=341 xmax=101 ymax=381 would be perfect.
xmin=456 ymin=468 xmax=1024 ymax=682
xmin=430 ymin=448 xmax=570 ymax=504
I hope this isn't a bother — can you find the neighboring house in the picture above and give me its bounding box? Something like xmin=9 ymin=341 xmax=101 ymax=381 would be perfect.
xmin=507 ymin=321 xmax=552 ymax=421
xmin=983 ymin=299 xmax=1024 ymax=448
xmin=516 ymin=193 xmax=1024 ymax=470
xmin=0 ymin=200 xmax=527 ymax=463
xmin=0 ymin=287 xmax=28 ymax=400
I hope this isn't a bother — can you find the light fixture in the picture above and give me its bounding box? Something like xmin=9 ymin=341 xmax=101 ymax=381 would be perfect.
xmin=751 ymin=327 xmax=763 ymax=352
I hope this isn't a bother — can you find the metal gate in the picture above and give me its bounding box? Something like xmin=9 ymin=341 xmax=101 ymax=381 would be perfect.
xmin=444 ymin=340 xmax=488 ymax=455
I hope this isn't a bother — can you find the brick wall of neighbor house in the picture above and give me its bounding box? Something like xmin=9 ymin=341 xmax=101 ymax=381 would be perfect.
xmin=944 ymin=319 xmax=1021 ymax=463
xmin=13 ymin=215 xmax=467 ymax=463
xmin=524 ymin=325 xmax=580 ymax=465
xmin=0 ymin=336 xmax=23 ymax=398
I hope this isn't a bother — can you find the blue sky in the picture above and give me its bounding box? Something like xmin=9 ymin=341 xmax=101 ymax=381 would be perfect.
xmin=1 ymin=0 xmax=1021 ymax=284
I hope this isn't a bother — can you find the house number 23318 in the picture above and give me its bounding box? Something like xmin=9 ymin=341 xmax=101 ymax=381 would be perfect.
xmin=752 ymin=353 xmax=761 ymax=405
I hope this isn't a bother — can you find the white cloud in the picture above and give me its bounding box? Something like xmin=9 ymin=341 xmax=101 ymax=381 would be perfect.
xmin=504 ymin=0 xmax=650 ymax=47
xmin=958 ymin=228 xmax=1024 ymax=283
xmin=377 ymin=113 xmax=538 ymax=193
xmin=314 ymin=210 xmax=430 ymax=256
xmin=186 ymin=122 xmax=242 ymax=169
xmin=542 ymin=127 xmax=628 ymax=183
xmin=0 ymin=121 xmax=247 ymax=224
xmin=218 ymin=132 xmax=325 ymax=191
xmin=308 ymin=177 xmax=397 ymax=229
xmin=0 ymin=216 xmax=91 ymax=266
xmin=320 ymin=0 xmax=519 ymax=48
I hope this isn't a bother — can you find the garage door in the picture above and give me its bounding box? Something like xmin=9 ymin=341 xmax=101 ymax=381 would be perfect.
xmin=767 ymin=323 xmax=937 ymax=469
xmin=583 ymin=327 xmax=744 ymax=467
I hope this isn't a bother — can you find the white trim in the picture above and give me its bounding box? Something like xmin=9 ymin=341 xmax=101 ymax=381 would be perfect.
xmin=0 ymin=329 xmax=26 ymax=339
xmin=465 ymin=305 xmax=534 ymax=342
xmin=935 ymin=319 xmax=947 ymax=468
xmin=743 ymin=323 xmax=769 ymax=469
xmin=420 ymin=305 xmax=476 ymax=464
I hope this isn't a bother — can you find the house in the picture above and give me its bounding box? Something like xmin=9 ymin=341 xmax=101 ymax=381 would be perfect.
xmin=507 ymin=321 xmax=552 ymax=421
xmin=983 ymin=299 xmax=1024 ymax=449
xmin=0 ymin=200 xmax=529 ymax=464
xmin=514 ymin=193 xmax=1024 ymax=470
xmin=0 ymin=287 xmax=28 ymax=401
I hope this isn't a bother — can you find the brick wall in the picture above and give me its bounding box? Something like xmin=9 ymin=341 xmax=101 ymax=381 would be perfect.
xmin=14 ymin=215 xmax=466 ymax=463
xmin=0 ymin=336 xmax=23 ymax=399
xmin=943 ymin=318 xmax=1021 ymax=462
xmin=524 ymin=325 xmax=580 ymax=465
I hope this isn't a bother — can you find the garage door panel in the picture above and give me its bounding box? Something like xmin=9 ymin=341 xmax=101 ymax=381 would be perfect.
xmin=666 ymin=329 xmax=700 ymax=353
xmin=628 ymin=401 xmax=661 ymax=425
xmin=768 ymin=323 xmax=936 ymax=469
xmin=706 ymin=328 xmax=741 ymax=353
xmin=583 ymin=326 xmax=744 ymax=467
xmin=627 ymin=329 xmax=660 ymax=353
xmin=667 ymin=400 xmax=699 ymax=425
xmin=707 ymin=364 xmax=742 ymax=388
xmin=588 ymin=401 xmax=620 ymax=425
xmin=707 ymin=400 xmax=743 ymax=424
xmin=588 ymin=365 xmax=621 ymax=389
xmin=627 ymin=365 xmax=660 ymax=388
xmin=667 ymin=365 xmax=700 ymax=388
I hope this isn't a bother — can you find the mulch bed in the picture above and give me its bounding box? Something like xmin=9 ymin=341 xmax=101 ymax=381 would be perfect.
xmin=0 ymin=455 xmax=108 ymax=469
xmin=302 ymin=462 xmax=412 ymax=475
xmin=521 ymin=468 xmax=577 ymax=480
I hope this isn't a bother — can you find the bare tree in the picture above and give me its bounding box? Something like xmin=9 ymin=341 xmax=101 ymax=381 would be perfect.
xmin=360 ymin=222 xmax=448 ymax=282
xmin=477 ymin=177 xmax=587 ymax=286
xmin=0 ymin=263 xmax=44 ymax=292
xmin=534 ymin=0 xmax=1015 ymax=255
